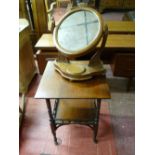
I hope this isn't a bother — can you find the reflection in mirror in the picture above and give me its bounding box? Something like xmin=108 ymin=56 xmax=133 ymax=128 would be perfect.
xmin=58 ymin=11 xmax=99 ymax=52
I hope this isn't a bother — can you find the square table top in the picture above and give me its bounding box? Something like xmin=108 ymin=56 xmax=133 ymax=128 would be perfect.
xmin=35 ymin=61 xmax=111 ymax=99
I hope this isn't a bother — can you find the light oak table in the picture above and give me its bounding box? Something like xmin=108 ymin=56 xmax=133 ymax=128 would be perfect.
xmin=35 ymin=33 xmax=135 ymax=50
xmin=35 ymin=21 xmax=135 ymax=50
xmin=35 ymin=61 xmax=111 ymax=144
xmin=105 ymin=21 xmax=135 ymax=34
xmin=35 ymin=33 xmax=135 ymax=74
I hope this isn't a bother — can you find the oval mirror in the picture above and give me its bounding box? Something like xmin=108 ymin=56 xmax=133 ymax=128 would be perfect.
xmin=53 ymin=7 xmax=103 ymax=58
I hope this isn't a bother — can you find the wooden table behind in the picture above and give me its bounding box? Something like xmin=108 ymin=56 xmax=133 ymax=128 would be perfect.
xmin=35 ymin=21 xmax=135 ymax=81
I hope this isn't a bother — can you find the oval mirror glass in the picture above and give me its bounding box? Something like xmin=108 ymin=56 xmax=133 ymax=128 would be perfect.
xmin=53 ymin=7 xmax=103 ymax=58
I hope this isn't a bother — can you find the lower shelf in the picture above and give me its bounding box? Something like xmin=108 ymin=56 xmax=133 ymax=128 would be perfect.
xmin=54 ymin=99 xmax=97 ymax=123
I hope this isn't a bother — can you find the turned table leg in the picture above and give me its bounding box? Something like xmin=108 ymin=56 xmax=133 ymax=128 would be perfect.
xmin=93 ymin=99 xmax=101 ymax=143
xmin=46 ymin=99 xmax=58 ymax=145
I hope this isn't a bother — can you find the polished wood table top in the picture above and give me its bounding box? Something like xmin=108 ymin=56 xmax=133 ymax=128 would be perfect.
xmin=35 ymin=33 xmax=135 ymax=50
xmin=35 ymin=61 xmax=111 ymax=99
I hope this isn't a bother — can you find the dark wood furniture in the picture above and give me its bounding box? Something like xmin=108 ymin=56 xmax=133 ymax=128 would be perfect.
xmin=19 ymin=19 xmax=36 ymax=93
xmin=19 ymin=19 xmax=37 ymax=126
xmin=19 ymin=0 xmax=28 ymax=18
xmin=96 ymin=0 xmax=135 ymax=12
xmin=35 ymin=61 xmax=111 ymax=144
xmin=19 ymin=0 xmax=53 ymax=54
xmin=111 ymin=53 xmax=135 ymax=77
